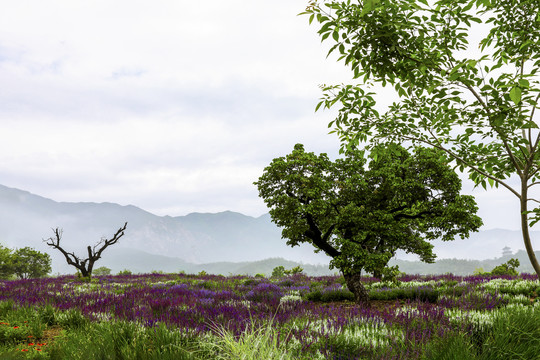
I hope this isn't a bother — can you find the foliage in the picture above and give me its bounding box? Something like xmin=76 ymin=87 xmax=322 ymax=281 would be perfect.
xmin=256 ymin=143 xmax=482 ymax=301
xmin=0 ymin=273 xmax=538 ymax=359
xmin=0 ymin=245 xmax=14 ymax=279
xmin=10 ymin=247 xmax=51 ymax=280
xmin=0 ymin=245 xmax=51 ymax=280
xmin=283 ymin=266 xmax=304 ymax=276
xmin=92 ymin=266 xmax=112 ymax=276
xmin=117 ymin=269 xmax=132 ymax=276
xmin=203 ymin=318 xmax=294 ymax=360
xmin=271 ymin=266 xmax=285 ymax=278
xmin=303 ymin=0 xmax=540 ymax=276
xmin=490 ymin=258 xmax=520 ymax=276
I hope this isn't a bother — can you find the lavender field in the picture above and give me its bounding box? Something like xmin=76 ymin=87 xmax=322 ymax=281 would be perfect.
xmin=0 ymin=272 xmax=539 ymax=359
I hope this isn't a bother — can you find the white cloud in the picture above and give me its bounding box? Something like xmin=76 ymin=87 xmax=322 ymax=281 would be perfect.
xmin=0 ymin=0 xmax=529 ymax=234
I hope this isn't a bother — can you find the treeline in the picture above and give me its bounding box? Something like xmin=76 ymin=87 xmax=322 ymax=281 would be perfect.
xmin=0 ymin=244 xmax=51 ymax=279
xmin=389 ymin=250 xmax=540 ymax=276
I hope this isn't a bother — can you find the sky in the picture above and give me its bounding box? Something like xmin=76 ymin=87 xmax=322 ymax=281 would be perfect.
xmin=0 ymin=0 xmax=531 ymax=231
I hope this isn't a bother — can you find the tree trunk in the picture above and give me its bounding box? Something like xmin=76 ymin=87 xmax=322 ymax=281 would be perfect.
xmin=343 ymin=272 xmax=369 ymax=304
xmin=520 ymin=181 xmax=540 ymax=278
xmin=79 ymin=267 xmax=90 ymax=278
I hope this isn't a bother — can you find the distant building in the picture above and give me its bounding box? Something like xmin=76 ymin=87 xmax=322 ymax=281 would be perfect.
xmin=502 ymin=246 xmax=513 ymax=258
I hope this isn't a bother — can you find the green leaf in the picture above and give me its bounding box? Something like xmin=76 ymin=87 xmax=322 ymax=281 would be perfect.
xmin=509 ymin=86 xmax=522 ymax=105
xmin=518 ymin=79 xmax=530 ymax=88
xmin=522 ymin=121 xmax=539 ymax=129
xmin=360 ymin=0 xmax=380 ymax=16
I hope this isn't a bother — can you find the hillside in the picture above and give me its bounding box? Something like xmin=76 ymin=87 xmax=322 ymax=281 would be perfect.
xmin=1 ymin=183 xmax=539 ymax=275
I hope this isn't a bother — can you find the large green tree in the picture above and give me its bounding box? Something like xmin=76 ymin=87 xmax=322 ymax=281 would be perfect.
xmin=11 ymin=247 xmax=52 ymax=279
xmin=303 ymin=0 xmax=540 ymax=277
xmin=255 ymin=144 xmax=482 ymax=303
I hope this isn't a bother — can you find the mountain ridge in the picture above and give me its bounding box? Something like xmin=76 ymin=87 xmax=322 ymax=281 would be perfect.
xmin=1 ymin=183 xmax=539 ymax=275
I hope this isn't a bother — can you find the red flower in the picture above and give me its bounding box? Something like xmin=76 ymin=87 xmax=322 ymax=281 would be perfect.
xmin=21 ymin=349 xmax=29 ymax=352
xmin=28 ymin=343 xmax=34 ymax=346
xmin=13 ymin=326 xmax=19 ymax=329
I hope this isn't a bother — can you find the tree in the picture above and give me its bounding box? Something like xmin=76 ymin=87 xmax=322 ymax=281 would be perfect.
xmin=255 ymin=143 xmax=482 ymax=303
xmin=302 ymin=0 xmax=540 ymax=277
xmin=0 ymin=244 xmax=14 ymax=279
xmin=44 ymin=222 xmax=127 ymax=278
xmin=272 ymin=265 xmax=286 ymax=278
xmin=11 ymin=247 xmax=51 ymax=279
xmin=93 ymin=266 xmax=112 ymax=276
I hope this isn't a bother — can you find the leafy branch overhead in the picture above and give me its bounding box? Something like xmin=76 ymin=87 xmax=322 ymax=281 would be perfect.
xmin=302 ymin=0 xmax=540 ymax=277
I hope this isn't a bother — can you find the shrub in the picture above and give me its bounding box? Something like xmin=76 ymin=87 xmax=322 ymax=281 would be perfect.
xmin=93 ymin=266 xmax=111 ymax=276
xmin=271 ymin=266 xmax=285 ymax=278
xmin=242 ymin=278 xmax=261 ymax=287
xmin=489 ymin=258 xmax=520 ymax=276
xmin=284 ymin=266 xmax=304 ymax=276
xmin=306 ymin=290 xmax=323 ymax=302
xmin=321 ymin=289 xmax=355 ymax=302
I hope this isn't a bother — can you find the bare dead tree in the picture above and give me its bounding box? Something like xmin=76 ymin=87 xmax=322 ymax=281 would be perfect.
xmin=44 ymin=222 xmax=128 ymax=278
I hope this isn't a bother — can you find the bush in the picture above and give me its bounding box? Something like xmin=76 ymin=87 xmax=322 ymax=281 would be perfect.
xmin=271 ymin=266 xmax=285 ymax=278
xmin=306 ymin=288 xmax=354 ymax=302
xmin=306 ymin=290 xmax=323 ymax=302
xmin=490 ymin=258 xmax=520 ymax=276
xmin=321 ymin=289 xmax=355 ymax=302
xmin=413 ymin=287 xmax=439 ymax=303
xmin=284 ymin=266 xmax=304 ymax=276
xmin=242 ymin=278 xmax=261 ymax=287
xmin=93 ymin=266 xmax=111 ymax=276
xmin=117 ymin=269 xmax=132 ymax=276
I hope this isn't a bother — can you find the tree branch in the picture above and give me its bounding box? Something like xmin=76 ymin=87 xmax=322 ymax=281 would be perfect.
xmin=401 ymin=134 xmax=522 ymax=199
xmin=304 ymin=213 xmax=341 ymax=258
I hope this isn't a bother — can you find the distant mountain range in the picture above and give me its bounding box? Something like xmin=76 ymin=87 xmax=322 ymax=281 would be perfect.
xmin=0 ymin=184 xmax=539 ymax=275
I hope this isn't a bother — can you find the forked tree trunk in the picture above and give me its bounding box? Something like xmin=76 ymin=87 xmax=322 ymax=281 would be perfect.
xmin=520 ymin=181 xmax=540 ymax=278
xmin=343 ymin=272 xmax=370 ymax=304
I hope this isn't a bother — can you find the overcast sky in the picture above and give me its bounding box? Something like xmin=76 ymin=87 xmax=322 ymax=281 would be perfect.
xmin=0 ymin=0 xmax=531 ymax=231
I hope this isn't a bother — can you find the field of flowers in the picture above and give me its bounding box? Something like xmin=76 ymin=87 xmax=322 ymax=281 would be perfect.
xmin=0 ymin=272 xmax=539 ymax=359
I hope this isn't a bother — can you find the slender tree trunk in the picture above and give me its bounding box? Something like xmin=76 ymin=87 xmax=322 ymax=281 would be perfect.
xmin=343 ymin=272 xmax=369 ymax=304
xmin=520 ymin=180 xmax=540 ymax=278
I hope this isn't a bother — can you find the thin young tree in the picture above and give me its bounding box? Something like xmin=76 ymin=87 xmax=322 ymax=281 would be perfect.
xmin=302 ymin=0 xmax=540 ymax=277
xmin=44 ymin=222 xmax=127 ymax=278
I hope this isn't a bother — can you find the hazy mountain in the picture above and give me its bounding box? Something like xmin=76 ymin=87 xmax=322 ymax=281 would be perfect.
xmin=1 ymin=184 xmax=539 ymax=275
xmin=0 ymin=184 xmax=332 ymax=274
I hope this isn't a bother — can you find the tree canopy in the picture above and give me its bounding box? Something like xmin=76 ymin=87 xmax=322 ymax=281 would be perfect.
xmin=0 ymin=245 xmax=51 ymax=279
xmin=255 ymin=143 xmax=482 ymax=302
xmin=302 ymin=0 xmax=540 ymax=277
